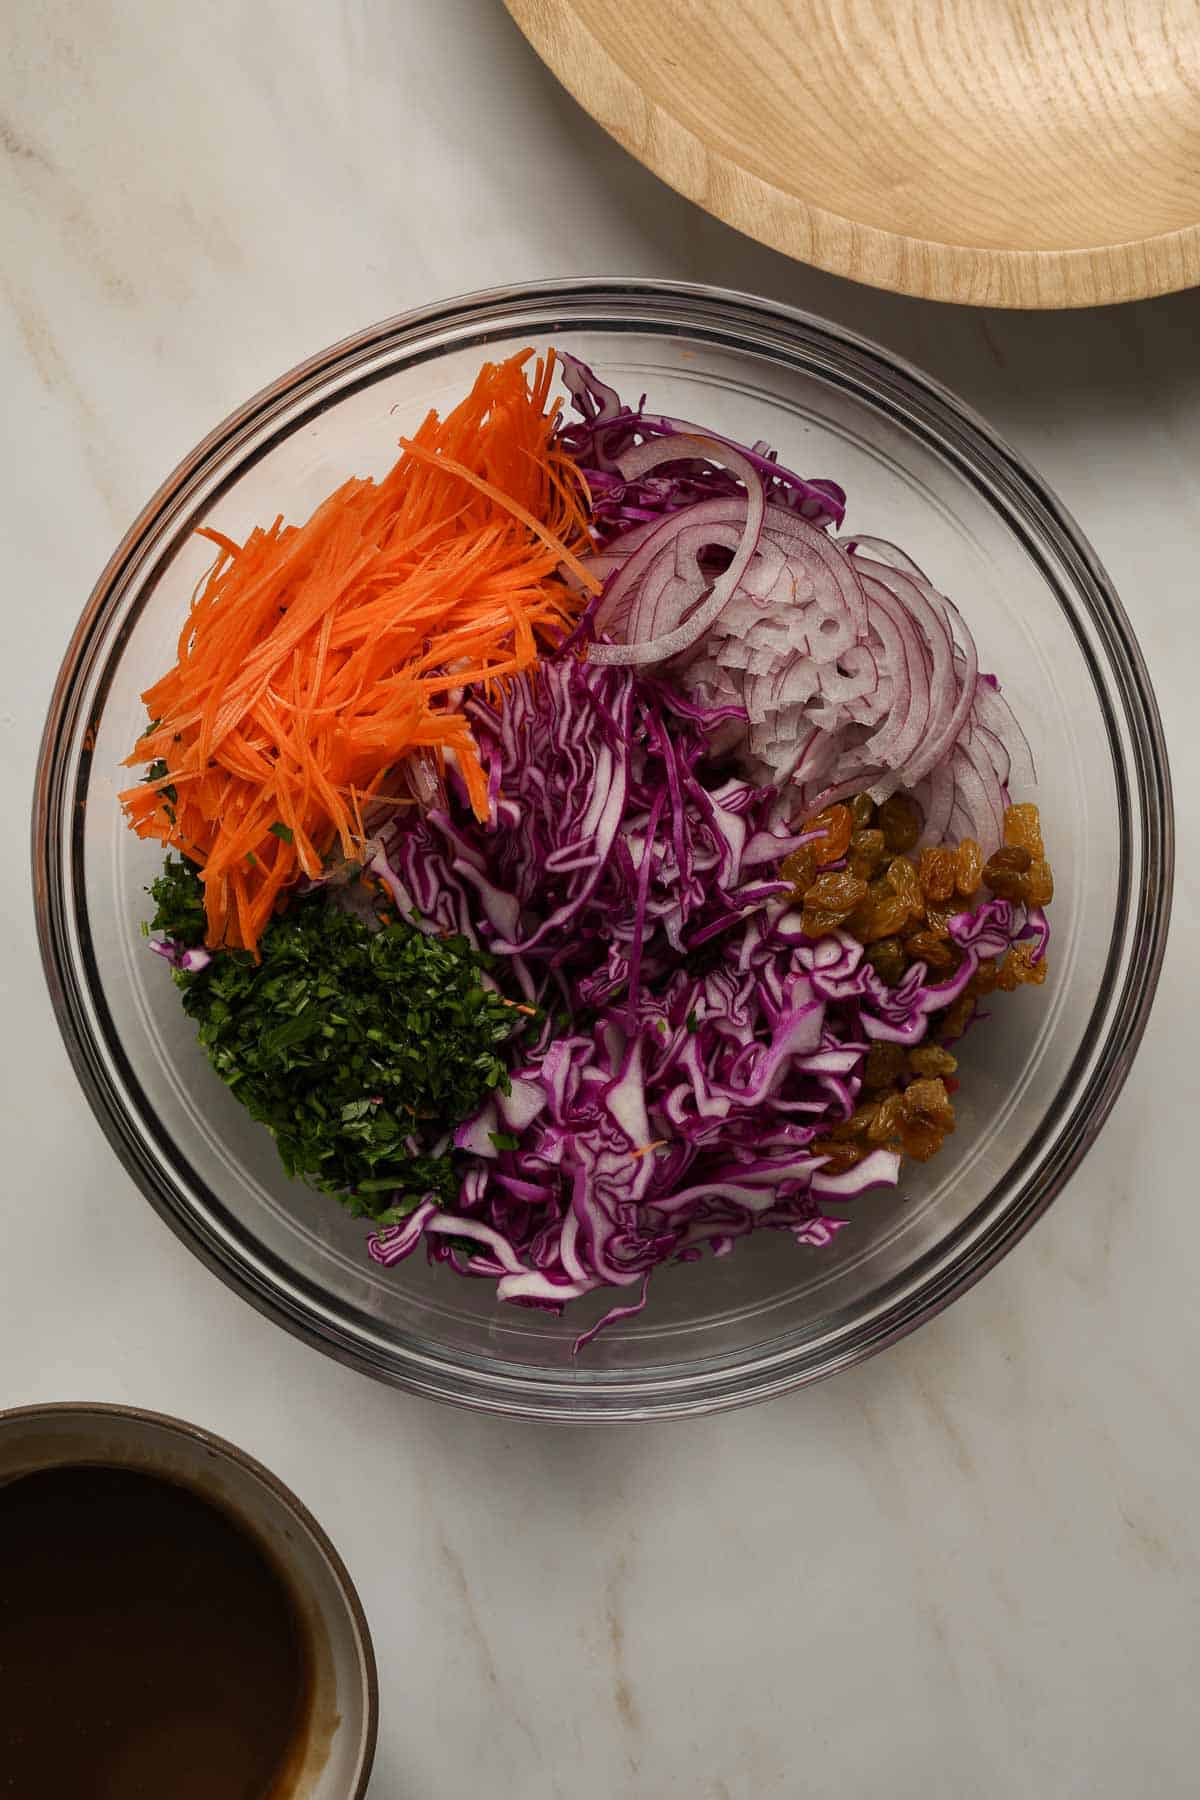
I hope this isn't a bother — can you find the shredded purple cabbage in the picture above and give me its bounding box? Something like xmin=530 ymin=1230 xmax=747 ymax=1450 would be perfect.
xmin=556 ymin=352 xmax=846 ymax=549
xmin=366 ymin=659 xmax=1042 ymax=1341
xmin=149 ymin=939 xmax=212 ymax=974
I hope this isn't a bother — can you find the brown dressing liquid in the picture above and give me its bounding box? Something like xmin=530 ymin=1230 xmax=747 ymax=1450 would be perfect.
xmin=0 ymin=1464 xmax=312 ymax=1798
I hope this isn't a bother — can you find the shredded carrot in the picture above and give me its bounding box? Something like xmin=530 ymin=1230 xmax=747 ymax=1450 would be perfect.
xmin=121 ymin=349 xmax=594 ymax=955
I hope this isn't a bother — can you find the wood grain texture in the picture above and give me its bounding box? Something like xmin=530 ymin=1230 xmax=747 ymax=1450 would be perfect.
xmin=505 ymin=0 xmax=1200 ymax=306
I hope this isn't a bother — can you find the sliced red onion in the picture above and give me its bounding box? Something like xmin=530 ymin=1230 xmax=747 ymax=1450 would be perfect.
xmin=950 ymin=741 xmax=1003 ymax=849
xmin=852 ymin=575 xmax=927 ymax=780
xmin=584 ymin=476 xmax=1032 ymax=855
xmin=853 ymin=560 xmax=955 ymax=774
xmin=590 ymin=439 xmax=765 ymax=666
xmin=841 ymin=534 xmax=931 ymax=583
xmin=913 ymin=758 xmax=956 ymax=847
xmin=972 ymin=676 xmax=1037 ymax=789
xmin=590 ymin=507 xmax=707 ymax=636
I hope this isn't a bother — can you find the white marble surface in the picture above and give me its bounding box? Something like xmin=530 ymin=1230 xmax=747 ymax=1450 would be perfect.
xmin=2 ymin=3 xmax=1199 ymax=1795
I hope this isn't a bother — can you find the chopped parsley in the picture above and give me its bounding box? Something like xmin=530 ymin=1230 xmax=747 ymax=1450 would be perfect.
xmin=148 ymin=857 xmax=526 ymax=1218
xmin=145 ymin=758 xmax=177 ymax=804
xmin=146 ymin=758 xmax=177 ymax=823
xmin=148 ymin=855 xmax=207 ymax=945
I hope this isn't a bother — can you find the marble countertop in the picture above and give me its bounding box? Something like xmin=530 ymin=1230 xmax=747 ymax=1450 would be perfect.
xmin=3 ymin=3 xmax=1198 ymax=1795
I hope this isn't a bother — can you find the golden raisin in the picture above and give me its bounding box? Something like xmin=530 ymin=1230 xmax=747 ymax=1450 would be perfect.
xmin=860 ymin=898 xmax=913 ymax=944
xmin=905 ymin=1077 xmax=956 ymax=1132
xmin=955 ymin=838 xmax=983 ymax=896
xmin=801 ymin=908 xmax=844 ymax=939
xmin=831 ymin=1101 xmax=880 ymax=1141
xmin=903 ymin=930 xmax=960 ymax=972
xmin=887 ymin=856 xmax=924 ymax=920
xmin=936 ymin=993 xmax=976 ymax=1043
xmin=853 ymin=1072 xmax=961 ymax=1164
xmin=780 ymin=845 xmax=816 ymax=898
xmin=984 ymin=844 xmax=1033 ymax=900
xmin=844 ymin=897 xmax=873 ymax=939
xmin=849 ymin=792 xmax=876 ymax=831
xmin=848 ymin=828 xmax=887 ymax=879
xmin=864 ymin=937 xmax=907 ymax=983
xmin=809 ymin=1138 xmax=866 ymax=1174
xmin=1024 ymin=859 xmax=1054 ymax=908
xmin=924 ymin=905 xmax=955 ymax=938
xmin=1007 ymin=942 xmax=1049 ymax=987
xmin=878 ymin=794 xmax=920 ymax=852
xmin=918 ymin=846 xmax=958 ymax=903
xmin=1003 ymin=802 xmax=1044 ymax=859
xmin=863 ymin=1041 xmax=906 ymax=1089
xmin=909 ymin=1044 xmax=957 ymax=1078
xmin=804 ymin=804 xmax=853 ymax=867
xmin=991 ymin=844 xmax=1031 ymax=872
xmin=900 ymin=1118 xmax=949 ymax=1162
xmin=995 ymin=955 xmax=1021 ymax=993
xmin=970 ymin=961 xmax=1000 ymax=998
xmin=803 ymin=871 xmax=868 ymax=917
xmin=866 ymin=1092 xmax=905 ymax=1144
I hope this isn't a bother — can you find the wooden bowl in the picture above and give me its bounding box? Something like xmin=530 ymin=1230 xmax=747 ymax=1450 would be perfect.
xmin=505 ymin=0 xmax=1200 ymax=307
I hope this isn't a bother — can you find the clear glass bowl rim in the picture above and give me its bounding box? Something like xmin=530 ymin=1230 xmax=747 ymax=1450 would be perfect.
xmin=32 ymin=278 xmax=1174 ymax=1421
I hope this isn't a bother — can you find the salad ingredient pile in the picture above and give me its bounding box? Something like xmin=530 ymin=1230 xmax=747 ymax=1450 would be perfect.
xmin=132 ymin=350 xmax=1053 ymax=1346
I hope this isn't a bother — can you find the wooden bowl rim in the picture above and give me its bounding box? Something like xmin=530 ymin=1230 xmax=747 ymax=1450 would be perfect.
xmin=505 ymin=0 xmax=1200 ymax=309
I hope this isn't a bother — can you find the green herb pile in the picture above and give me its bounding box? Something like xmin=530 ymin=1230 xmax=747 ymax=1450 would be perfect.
xmin=149 ymin=857 xmax=523 ymax=1222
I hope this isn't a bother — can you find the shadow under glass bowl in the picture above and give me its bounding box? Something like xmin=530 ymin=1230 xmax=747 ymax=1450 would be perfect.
xmin=33 ymin=280 xmax=1172 ymax=1420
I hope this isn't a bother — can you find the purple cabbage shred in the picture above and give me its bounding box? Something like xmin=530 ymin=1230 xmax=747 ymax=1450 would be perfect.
xmin=366 ymin=659 xmax=1042 ymax=1345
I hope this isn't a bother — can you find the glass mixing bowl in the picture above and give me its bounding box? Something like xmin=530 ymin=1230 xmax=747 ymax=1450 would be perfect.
xmin=34 ymin=281 xmax=1172 ymax=1420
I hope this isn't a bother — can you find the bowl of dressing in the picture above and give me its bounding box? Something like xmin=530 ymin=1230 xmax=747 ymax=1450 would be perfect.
xmin=0 ymin=1403 xmax=377 ymax=1799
